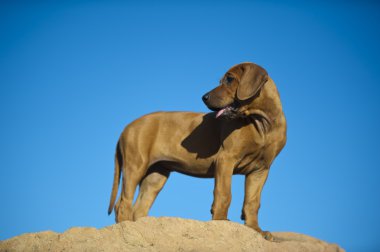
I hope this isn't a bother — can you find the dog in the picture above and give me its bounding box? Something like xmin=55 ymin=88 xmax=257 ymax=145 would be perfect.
xmin=108 ymin=62 xmax=286 ymax=240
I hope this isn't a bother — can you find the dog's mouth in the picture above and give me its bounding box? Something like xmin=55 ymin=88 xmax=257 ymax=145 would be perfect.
xmin=205 ymin=100 xmax=241 ymax=119
xmin=214 ymin=102 xmax=240 ymax=119
xmin=215 ymin=106 xmax=234 ymax=118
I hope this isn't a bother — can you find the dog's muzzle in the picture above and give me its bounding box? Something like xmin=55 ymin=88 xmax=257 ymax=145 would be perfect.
xmin=202 ymin=93 xmax=240 ymax=119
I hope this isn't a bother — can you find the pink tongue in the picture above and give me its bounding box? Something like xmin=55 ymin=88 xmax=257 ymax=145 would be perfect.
xmin=216 ymin=108 xmax=226 ymax=118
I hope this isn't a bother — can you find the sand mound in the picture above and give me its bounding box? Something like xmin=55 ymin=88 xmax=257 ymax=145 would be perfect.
xmin=0 ymin=217 xmax=344 ymax=252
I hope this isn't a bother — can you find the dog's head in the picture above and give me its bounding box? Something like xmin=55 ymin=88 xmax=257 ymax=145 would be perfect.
xmin=202 ymin=62 xmax=268 ymax=119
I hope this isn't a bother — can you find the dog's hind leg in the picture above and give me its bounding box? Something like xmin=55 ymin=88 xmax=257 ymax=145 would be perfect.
xmin=115 ymin=162 xmax=148 ymax=223
xmin=132 ymin=165 xmax=170 ymax=220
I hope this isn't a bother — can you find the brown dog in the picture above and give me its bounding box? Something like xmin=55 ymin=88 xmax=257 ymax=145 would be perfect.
xmin=108 ymin=62 xmax=286 ymax=240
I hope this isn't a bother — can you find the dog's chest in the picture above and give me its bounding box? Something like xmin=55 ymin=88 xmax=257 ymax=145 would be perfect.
xmin=220 ymin=124 xmax=268 ymax=175
xmin=232 ymin=150 xmax=265 ymax=175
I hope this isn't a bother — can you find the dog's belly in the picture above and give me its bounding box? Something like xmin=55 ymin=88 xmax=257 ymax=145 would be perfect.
xmin=150 ymin=155 xmax=215 ymax=178
xmin=151 ymin=152 xmax=263 ymax=178
xmin=151 ymin=145 xmax=265 ymax=178
xmin=155 ymin=159 xmax=215 ymax=178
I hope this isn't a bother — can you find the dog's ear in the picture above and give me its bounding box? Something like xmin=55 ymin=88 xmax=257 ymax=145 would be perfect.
xmin=237 ymin=63 xmax=268 ymax=101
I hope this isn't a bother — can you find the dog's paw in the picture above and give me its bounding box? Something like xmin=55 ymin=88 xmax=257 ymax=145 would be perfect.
xmin=261 ymin=231 xmax=274 ymax=241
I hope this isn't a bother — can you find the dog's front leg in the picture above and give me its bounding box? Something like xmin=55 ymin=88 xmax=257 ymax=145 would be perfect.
xmin=242 ymin=168 xmax=273 ymax=240
xmin=211 ymin=159 xmax=234 ymax=220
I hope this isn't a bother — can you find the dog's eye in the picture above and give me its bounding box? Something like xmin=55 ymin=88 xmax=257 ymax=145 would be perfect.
xmin=226 ymin=76 xmax=234 ymax=84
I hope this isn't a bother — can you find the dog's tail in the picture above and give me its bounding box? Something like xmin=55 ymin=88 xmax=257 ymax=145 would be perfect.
xmin=108 ymin=140 xmax=122 ymax=215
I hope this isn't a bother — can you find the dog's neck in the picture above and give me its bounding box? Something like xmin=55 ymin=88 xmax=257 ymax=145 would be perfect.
xmin=245 ymin=110 xmax=272 ymax=136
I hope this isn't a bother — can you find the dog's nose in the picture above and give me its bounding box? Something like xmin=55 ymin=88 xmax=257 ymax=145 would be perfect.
xmin=202 ymin=93 xmax=210 ymax=102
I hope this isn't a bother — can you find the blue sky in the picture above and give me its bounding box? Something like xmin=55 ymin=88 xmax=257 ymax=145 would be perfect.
xmin=1 ymin=1 xmax=379 ymax=251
